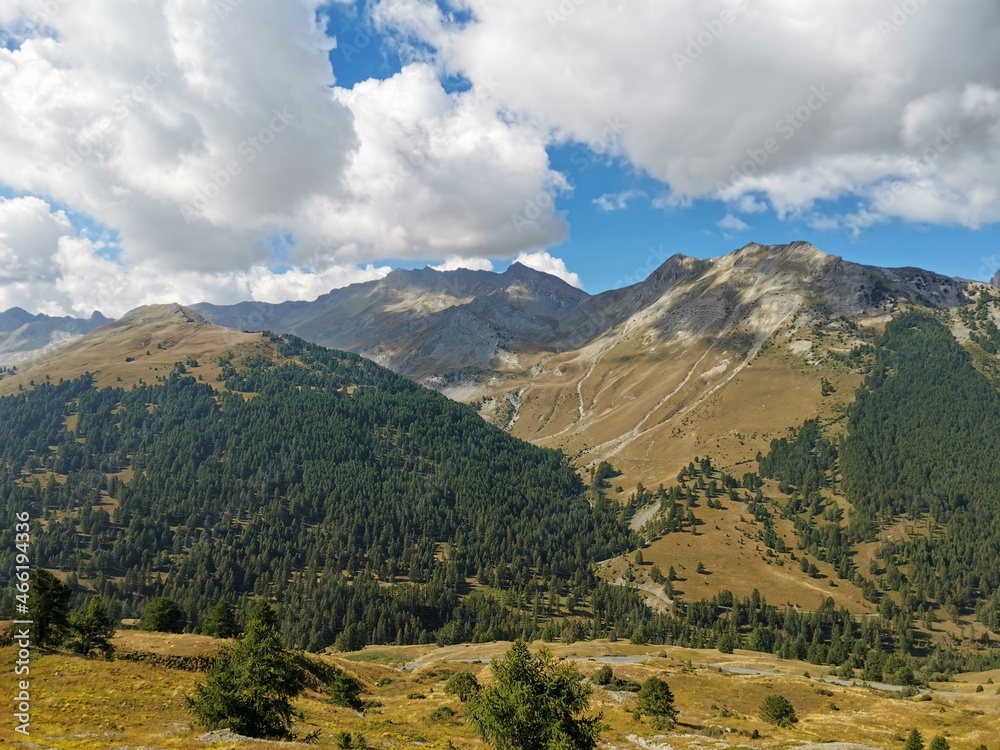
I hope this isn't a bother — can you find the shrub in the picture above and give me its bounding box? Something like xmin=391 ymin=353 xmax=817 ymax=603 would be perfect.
xmin=759 ymin=694 xmax=797 ymax=726
xmin=444 ymin=671 xmax=479 ymax=702
xmin=429 ymin=706 xmax=457 ymax=724
xmin=592 ymin=665 xmax=614 ymax=685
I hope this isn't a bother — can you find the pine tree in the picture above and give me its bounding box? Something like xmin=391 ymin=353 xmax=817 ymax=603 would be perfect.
xmin=28 ymin=569 xmax=71 ymax=648
xmin=903 ymin=729 xmax=924 ymax=750
xmin=466 ymin=641 xmax=603 ymax=749
xmin=759 ymin=694 xmax=797 ymax=726
xmin=635 ymin=677 xmax=677 ymax=729
xmin=140 ymin=597 xmax=186 ymax=633
xmin=188 ymin=600 xmax=306 ymax=739
xmin=68 ymin=596 xmax=116 ymax=658
xmin=202 ymin=600 xmax=240 ymax=638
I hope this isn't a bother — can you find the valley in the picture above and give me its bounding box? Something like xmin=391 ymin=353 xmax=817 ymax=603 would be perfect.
xmin=1 ymin=242 xmax=999 ymax=748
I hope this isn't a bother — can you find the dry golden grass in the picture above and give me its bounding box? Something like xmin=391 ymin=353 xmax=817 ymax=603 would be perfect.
xmin=0 ymin=304 xmax=262 ymax=396
xmin=113 ymin=629 xmax=229 ymax=658
xmin=484 ymin=321 xmax=865 ymax=502
xmin=601 ymin=490 xmax=874 ymax=615
xmin=2 ymin=638 xmax=997 ymax=749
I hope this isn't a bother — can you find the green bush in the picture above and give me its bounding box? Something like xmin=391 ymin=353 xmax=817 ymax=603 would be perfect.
xmin=444 ymin=671 xmax=480 ymax=702
xmin=759 ymin=694 xmax=797 ymax=727
xmin=140 ymin=597 xmax=186 ymax=634
xmin=429 ymin=706 xmax=457 ymax=724
xmin=592 ymin=666 xmax=614 ymax=685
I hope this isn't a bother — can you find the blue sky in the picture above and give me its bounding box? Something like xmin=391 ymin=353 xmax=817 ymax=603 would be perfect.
xmin=322 ymin=2 xmax=1000 ymax=291
xmin=0 ymin=0 xmax=998 ymax=315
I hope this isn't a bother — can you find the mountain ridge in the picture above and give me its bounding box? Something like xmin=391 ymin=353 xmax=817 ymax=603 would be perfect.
xmin=192 ymin=241 xmax=971 ymax=383
xmin=0 ymin=306 xmax=111 ymax=367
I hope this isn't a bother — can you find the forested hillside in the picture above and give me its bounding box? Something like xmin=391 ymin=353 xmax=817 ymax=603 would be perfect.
xmin=840 ymin=312 xmax=1000 ymax=628
xmin=756 ymin=311 xmax=1000 ymax=642
xmin=0 ymin=335 xmax=634 ymax=649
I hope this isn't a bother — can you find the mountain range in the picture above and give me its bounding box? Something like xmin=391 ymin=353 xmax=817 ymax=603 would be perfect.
xmin=191 ymin=242 xmax=970 ymax=383
xmin=6 ymin=241 xmax=996 ymax=492
xmin=0 ymin=307 xmax=110 ymax=367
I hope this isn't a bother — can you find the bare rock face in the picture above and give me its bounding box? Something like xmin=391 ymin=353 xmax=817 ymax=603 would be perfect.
xmin=992 ymin=268 xmax=1000 ymax=288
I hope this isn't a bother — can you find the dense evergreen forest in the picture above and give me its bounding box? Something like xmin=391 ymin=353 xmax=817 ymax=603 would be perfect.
xmin=0 ymin=336 xmax=634 ymax=649
xmin=757 ymin=311 xmax=1000 ymax=649
xmin=841 ymin=312 xmax=1000 ymax=628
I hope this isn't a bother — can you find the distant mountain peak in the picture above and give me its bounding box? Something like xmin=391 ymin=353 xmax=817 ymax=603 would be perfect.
xmin=992 ymin=269 xmax=1000 ymax=288
xmin=116 ymin=303 xmax=207 ymax=328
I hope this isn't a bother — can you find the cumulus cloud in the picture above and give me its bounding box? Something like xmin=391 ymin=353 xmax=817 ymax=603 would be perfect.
xmin=310 ymin=63 xmax=565 ymax=262
xmin=513 ymin=251 xmax=583 ymax=289
xmin=0 ymin=1 xmax=563 ymax=314
xmin=0 ymin=197 xmax=389 ymax=317
xmin=431 ymin=255 xmax=495 ymax=272
xmin=377 ymin=0 xmax=1000 ymax=228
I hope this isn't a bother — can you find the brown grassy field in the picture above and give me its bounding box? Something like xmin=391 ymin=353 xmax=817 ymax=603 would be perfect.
xmin=0 ymin=304 xmax=261 ymax=397
xmin=1 ymin=636 xmax=996 ymax=749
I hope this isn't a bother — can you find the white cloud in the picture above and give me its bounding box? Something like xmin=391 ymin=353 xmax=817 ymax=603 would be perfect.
xmin=513 ymin=251 xmax=583 ymax=289
xmin=0 ymin=1 xmax=564 ymax=313
xmin=593 ymin=189 xmax=643 ymax=212
xmin=431 ymin=255 xmax=494 ymax=272
xmin=0 ymin=196 xmax=72 ymax=282
xmin=309 ymin=63 xmax=565 ymax=262
xmin=377 ymin=0 xmax=1000 ymax=229
xmin=717 ymin=214 xmax=750 ymax=235
xmin=0 ymin=197 xmax=389 ymax=317
xmin=736 ymin=195 xmax=769 ymax=214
